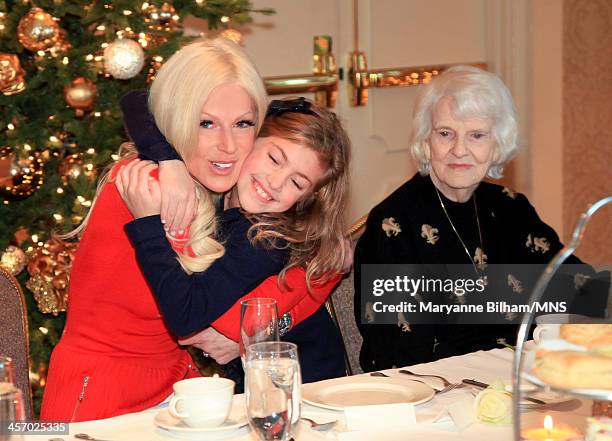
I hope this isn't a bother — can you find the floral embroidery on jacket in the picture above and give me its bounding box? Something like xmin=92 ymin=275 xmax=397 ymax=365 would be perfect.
xmin=502 ymin=187 xmax=517 ymax=199
xmin=382 ymin=217 xmax=402 ymax=237
xmin=574 ymin=273 xmax=591 ymax=289
xmin=474 ymin=247 xmax=488 ymax=270
xmin=507 ymin=274 xmax=524 ymax=293
xmin=421 ymin=224 xmax=439 ymax=245
xmin=397 ymin=311 xmax=411 ymax=332
xmin=526 ymin=234 xmax=550 ymax=253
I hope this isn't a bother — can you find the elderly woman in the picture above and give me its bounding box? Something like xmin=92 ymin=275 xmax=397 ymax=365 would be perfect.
xmin=353 ymin=65 xmax=606 ymax=372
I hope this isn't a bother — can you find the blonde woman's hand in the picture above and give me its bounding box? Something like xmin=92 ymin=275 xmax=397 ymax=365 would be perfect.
xmin=115 ymin=159 xmax=161 ymax=219
xmin=179 ymin=327 xmax=240 ymax=365
xmin=158 ymin=160 xmax=197 ymax=236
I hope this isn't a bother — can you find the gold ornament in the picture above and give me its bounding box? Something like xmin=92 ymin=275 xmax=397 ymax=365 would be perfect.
xmin=146 ymin=56 xmax=164 ymax=84
xmin=220 ymin=29 xmax=244 ymax=46
xmin=0 ymin=54 xmax=26 ymax=96
xmin=0 ymin=147 xmax=45 ymax=200
xmin=64 ymin=77 xmax=97 ymax=117
xmin=58 ymin=153 xmax=97 ymax=186
xmin=0 ymin=245 xmax=27 ymax=276
xmin=17 ymin=8 xmax=60 ymax=52
xmin=48 ymin=28 xmax=71 ymax=57
xmin=143 ymin=2 xmax=179 ymax=32
xmin=103 ymin=38 xmax=145 ymax=80
xmin=13 ymin=227 xmax=30 ymax=247
xmin=26 ymin=237 xmax=76 ymax=315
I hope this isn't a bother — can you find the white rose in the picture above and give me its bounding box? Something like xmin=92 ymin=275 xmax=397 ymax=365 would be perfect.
xmin=473 ymin=380 xmax=512 ymax=425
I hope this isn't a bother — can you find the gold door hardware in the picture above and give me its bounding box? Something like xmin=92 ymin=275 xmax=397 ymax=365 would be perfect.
xmin=263 ymin=36 xmax=338 ymax=107
xmin=347 ymin=55 xmax=487 ymax=106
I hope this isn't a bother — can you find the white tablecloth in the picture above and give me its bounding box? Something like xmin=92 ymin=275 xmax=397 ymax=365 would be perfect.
xmin=20 ymin=347 xmax=592 ymax=441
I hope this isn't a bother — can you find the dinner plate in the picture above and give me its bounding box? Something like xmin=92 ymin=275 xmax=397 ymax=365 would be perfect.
xmin=302 ymin=376 xmax=435 ymax=411
xmin=154 ymin=395 xmax=248 ymax=438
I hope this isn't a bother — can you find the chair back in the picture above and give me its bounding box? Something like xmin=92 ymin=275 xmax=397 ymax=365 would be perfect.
xmin=326 ymin=271 xmax=363 ymax=375
xmin=0 ymin=266 xmax=33 ymax=418
xmin=323 ymin=213 xmax=369 ymax=375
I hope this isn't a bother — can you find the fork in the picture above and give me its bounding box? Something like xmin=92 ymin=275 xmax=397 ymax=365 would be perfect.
xmin=397 ymin=370 xmax=465 ymax=393
xmin=370 ymin=371 xmax=449 ymax=393
xmin=302 ymin=417 xmax=339 ymax=431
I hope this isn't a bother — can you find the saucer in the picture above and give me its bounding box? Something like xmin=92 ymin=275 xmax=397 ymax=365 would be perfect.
xmin=154 ymin=396 xmax=248 ymax=438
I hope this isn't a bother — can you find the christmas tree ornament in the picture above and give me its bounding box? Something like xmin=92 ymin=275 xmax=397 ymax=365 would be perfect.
xmin=13 ymin=227 xmax=30 ymax=246
xmin=58 ymin=152 xmax=97 ymax=186
xmin=48 ymin=29 xmax=72 ymax=56
xmin=0 ymin=245 xmax=28 ymax=276
xmin=17 ymin=8 xmax=60 ymax=52
xmin=0 ymin=12 xmax=6 ymax=35
xmin=0 ymin=147 xmax=45 ymax=200
xmin=64 ymin=77 xmax=97 ymax=117
xmin=146 ymin=55 xmax=164 ymax=84
xmin=143 ymin=2 xmax=179 ymax=32
xmin=103 ymin=38 xmax=145 ymax=80
xmin=220 ymin=29 xmax=244 ymax=45
xmin=0 ymin=54 xmax=26 ymax=96
xmin=26 ymin=237 xmax=76 ymax=315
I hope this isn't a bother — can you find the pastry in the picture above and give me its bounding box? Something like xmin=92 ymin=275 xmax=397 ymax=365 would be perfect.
xmin=560 ymin=324 xmax=612 ymax=349
xmin=534 ymin=349 xmax=612 ymax=389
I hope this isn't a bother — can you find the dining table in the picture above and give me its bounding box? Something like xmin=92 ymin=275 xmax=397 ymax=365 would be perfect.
xmin=19 ymin=345 xmax=594 ymax=441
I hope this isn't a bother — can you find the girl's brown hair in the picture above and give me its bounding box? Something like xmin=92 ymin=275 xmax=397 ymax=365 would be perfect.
xmin=247 ymin=99 xmax=352 ymax=288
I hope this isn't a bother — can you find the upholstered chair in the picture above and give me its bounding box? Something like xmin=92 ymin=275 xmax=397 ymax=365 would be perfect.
xmin=0 ymin=266 xmax=33 ymax=418
xmin=324 ymin=214 xmax=368 ymax=375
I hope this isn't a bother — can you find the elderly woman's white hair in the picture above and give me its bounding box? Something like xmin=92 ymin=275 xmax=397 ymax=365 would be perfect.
xmin=410 ymin=65 xmax=519 ymax=179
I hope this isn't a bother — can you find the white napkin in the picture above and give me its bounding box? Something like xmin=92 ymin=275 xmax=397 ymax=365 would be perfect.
xmin=343 ymin=403 xmax=416 ymax=431
xmin=432 ymin=396 xmax=475 ymax=430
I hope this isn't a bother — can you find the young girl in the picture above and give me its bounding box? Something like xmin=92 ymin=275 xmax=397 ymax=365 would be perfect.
xmin=116 ymin=96 xmax=351 ymax=391
xmin=41 ymin=38 xmax=343 ymax=422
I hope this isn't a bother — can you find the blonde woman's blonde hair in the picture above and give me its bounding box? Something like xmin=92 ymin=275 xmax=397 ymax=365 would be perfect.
xmin=247 ymin=99 xmax=352 ymax=288
xmin=66 ymin=37 xmax=268 ymax=275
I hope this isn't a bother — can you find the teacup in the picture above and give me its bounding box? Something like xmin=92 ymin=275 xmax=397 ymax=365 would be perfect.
xmin=169 ymin=377 xmax=235 ymax=428
xmin=533 ymin=313 xmax=591 ymax=344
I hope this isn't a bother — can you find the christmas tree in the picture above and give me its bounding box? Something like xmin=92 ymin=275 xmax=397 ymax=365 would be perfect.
xmin=0 ymin=0 xmax=273 ymax=414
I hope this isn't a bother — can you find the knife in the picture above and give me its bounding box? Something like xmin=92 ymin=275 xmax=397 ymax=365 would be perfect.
xmin=461 ymin=379 xmax=546 ymax=405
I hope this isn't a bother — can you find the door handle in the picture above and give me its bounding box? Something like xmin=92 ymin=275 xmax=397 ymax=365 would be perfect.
xmin=263 ymin=36 xmax=338 ymax=107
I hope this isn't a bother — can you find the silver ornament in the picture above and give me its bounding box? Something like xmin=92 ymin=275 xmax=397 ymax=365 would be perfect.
xmin=103 ymin=38 xmax=145 ymax=80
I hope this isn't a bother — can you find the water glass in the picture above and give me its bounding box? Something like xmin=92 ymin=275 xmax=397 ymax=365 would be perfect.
xmin=0 ymin=388 xmax=26 ymax=436
xmin=240 ymin=298 xmax=280 ymax=361
xmin=245 ymin=342 xmax=301 ymax=441
xmin=0 ymin=357 xmax=14 ymax=397
xmin=0 ymin=357 xmax=14 ymax=385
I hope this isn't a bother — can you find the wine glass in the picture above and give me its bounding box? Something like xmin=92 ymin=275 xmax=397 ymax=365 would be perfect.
xmin=240 ymin=298 xmax=280 ymax=362
xmin=245 ymin=342 xmax=301 ymax=441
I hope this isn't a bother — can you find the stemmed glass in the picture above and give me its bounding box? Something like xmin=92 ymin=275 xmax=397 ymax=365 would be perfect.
xmin=240 ymin=298 xmax=280 ymax=363
xmin=245 ymin=342 xmax=301 ymax=441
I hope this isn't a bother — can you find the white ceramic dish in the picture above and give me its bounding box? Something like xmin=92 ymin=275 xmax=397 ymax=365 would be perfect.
xmin=154 ymin=395 xmax=248 ymax=439
xmin=302 ymin=376 xmax=435 ymax=411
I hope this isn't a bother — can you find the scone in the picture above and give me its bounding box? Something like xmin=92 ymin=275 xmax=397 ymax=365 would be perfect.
xmin=534 ymin=350 xmax=612 ymax=389
xmin=560 ymin=324 xmax=612 ymax=349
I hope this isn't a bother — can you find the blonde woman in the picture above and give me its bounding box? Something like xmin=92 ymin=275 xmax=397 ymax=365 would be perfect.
xmin=41 ymin=38 xmax=343 ymax=422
